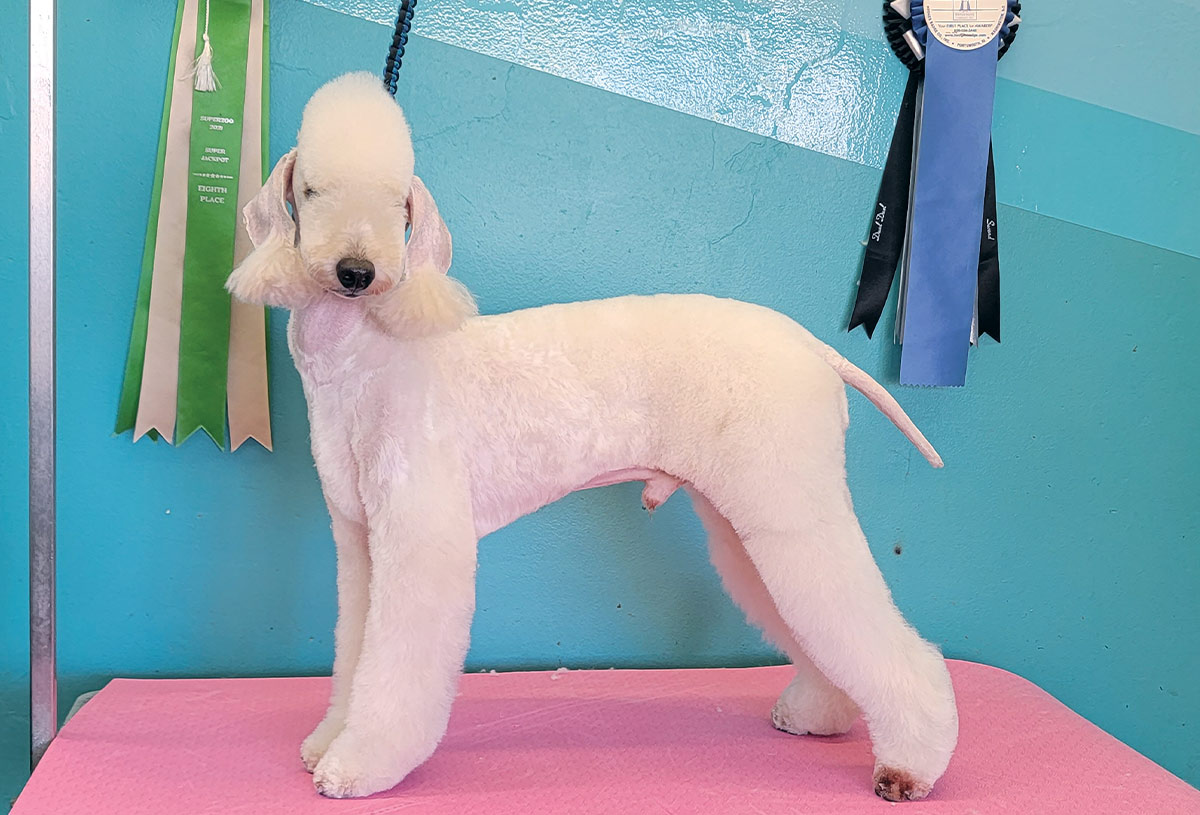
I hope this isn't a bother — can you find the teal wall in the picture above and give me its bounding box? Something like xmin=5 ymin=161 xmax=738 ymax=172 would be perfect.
xmin=2 ymin=1 xmax=1197 ymax=809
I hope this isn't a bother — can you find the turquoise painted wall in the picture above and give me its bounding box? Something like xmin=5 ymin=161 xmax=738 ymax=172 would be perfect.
xmin=2 ymin=1 xmax=1198 ymax=809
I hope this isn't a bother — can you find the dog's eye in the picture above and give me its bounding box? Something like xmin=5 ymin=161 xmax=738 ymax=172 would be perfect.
xmin=303 ymin=187 xmax=319 ymax=199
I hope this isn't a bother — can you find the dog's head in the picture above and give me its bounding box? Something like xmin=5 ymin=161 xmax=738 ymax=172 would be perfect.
xmin=226 ymin=72 xmax=476 ymax=338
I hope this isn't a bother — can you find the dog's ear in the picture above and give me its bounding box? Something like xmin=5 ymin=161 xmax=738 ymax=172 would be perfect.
xmin=246 ymin=148 xmax=299 ymax=246
xmin=369 ymin=175 xmax=477 ymax=338
xmin=227 ymin=150 xmax=316 ymax=307
xmin=405 ymin=175 xmax=452 ymax=276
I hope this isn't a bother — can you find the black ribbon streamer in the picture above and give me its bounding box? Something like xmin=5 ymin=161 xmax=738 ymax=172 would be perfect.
xmin=849 ymin=71 xmax=920 ymax=338
xmin=850 ymin=1 xmax=1019 ymax=342
xmin=977 ymin=146 xmax=1000 ymax=341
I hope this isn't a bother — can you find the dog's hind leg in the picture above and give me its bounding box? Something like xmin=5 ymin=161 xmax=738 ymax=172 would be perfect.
xmin=690 ymin=489 xmax=858 ymax=736
xmin=724 ymin=481 xmax=958 ymax=802
xmin=301 ymin=509 xmax=370 ymax=772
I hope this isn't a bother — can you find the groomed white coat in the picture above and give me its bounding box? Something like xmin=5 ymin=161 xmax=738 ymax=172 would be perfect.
xmin=227 ymin=72 xmax=959 ymax=803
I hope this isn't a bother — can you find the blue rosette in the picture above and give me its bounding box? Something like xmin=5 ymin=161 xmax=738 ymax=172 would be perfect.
xmin=850 ymin=0 xmax=1021 ymax=356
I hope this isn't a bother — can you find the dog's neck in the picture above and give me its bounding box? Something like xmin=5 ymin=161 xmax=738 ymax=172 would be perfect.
xmin=288 ymin=295 xmax=386 ymax=384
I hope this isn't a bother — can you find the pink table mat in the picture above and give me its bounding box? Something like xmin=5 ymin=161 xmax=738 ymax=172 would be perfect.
xmin=14 ymin=660 xmax=1199 ymax=814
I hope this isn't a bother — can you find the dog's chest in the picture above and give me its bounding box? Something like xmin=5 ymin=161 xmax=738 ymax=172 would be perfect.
xmin=289 ymin=302 xmax=440 ymax=525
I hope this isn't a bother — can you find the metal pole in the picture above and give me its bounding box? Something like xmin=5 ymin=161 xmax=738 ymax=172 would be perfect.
xmin=29 ymin=0 xmax=58 ymax=769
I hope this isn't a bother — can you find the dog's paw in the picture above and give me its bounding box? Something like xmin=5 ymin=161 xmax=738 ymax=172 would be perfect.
xmin=301 ymin=715 xmax=345 ymax=773
xmin=771 ymin=678 xmax=858 ymax=736
xmin=873 ymin=766 xmax=932 ymax=802
xmin=313 ymin=730 xmax=410 ymax=799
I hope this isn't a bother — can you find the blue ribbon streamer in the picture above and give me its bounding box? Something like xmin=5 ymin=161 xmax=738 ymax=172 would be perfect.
xmin=899 ymin=28 xmax=1000 ymax=387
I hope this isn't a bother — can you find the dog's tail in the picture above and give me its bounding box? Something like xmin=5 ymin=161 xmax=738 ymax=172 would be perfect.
xmin=817 ymin=344 xmax=944 ymax=469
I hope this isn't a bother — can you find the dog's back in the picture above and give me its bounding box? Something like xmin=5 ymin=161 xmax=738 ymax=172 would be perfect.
xmin=448 ymin=293 xmax=938 ymax=468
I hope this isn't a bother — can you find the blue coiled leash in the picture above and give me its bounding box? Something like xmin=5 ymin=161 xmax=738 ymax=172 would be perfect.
xmin=383 ymin=0 xmax=417 ymax=96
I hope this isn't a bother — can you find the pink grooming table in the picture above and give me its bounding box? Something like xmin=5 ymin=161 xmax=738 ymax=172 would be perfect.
xmin=13 ymin=660 xmax=1199 ymax=814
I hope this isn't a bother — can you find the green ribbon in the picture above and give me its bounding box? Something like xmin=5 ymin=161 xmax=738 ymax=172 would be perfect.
xmin=177 ymin=0 xmax=253 ymax=446
xmin=114 ymin=0 xmax=188 ymax=440
xmin=116 ymin=0 xmax=268 ymax=448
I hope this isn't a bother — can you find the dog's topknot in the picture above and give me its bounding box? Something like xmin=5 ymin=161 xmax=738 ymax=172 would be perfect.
xmin=296 ymin=71 xmax=415 ymax=192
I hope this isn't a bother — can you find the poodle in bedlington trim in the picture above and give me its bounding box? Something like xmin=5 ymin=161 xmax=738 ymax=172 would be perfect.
xmin=226 ymin=72 xmax=958 ymax=802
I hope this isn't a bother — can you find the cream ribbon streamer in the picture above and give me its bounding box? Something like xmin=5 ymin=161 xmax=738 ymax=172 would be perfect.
xmin=134 ymin=0 xmax=201 ymax=443
xmin=227 ymin=0 xmax=272 ymax=451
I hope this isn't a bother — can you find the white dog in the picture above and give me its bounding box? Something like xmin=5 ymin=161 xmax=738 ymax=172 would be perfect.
xmin=227 ymin=72 xmax=958 ymax=803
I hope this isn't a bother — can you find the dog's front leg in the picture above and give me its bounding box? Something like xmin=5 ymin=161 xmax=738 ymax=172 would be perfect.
xmin=301 ymin=508 xmax=369 ymax=772
xmin=312 ymin=450 xmax=477 ymax=799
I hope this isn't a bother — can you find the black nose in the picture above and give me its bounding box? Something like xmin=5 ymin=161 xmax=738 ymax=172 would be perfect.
xmin=335 ymin=258 xmax=375 ymax=293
